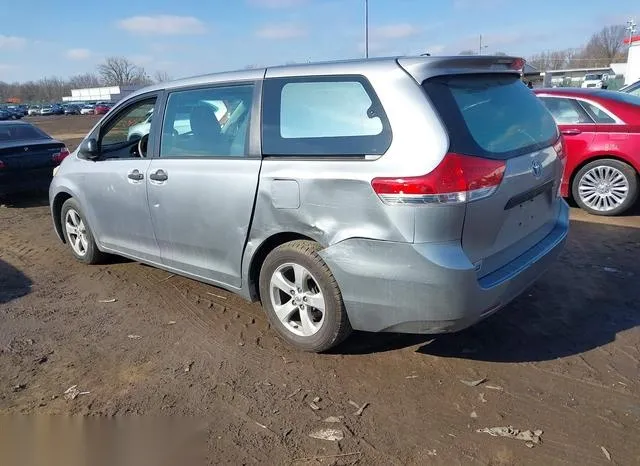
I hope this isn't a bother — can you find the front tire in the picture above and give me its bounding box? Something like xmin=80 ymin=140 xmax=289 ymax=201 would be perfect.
xmin=258 ymin=240 xmax=352 ymax=352
xmin=572 ymin=159 xmax=638 ymax=216
xmin=60 ymin=198 xmax=106 ymax=264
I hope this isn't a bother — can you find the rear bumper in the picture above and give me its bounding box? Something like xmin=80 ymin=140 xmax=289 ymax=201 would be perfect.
xmin=320 ymin=201 xmax=569 ymax=334
xmin=0 ymin=168 xmax=53 ymax=196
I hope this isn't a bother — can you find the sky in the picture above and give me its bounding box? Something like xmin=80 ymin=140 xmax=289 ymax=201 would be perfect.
xmin=0 ymin=0 xmax=638 ymax=82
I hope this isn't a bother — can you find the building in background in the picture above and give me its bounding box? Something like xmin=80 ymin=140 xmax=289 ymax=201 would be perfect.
xmin=62 ymin=85 xmax=142 ymax=103
xmin=624 ymin=35 xmax=640 ymax=85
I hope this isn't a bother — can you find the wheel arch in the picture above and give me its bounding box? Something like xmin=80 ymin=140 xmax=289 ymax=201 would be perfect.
xmin=52 ymin=191 xmax=74 ymax=243
xmin=246 ymin=232 xmax=320 ymax=302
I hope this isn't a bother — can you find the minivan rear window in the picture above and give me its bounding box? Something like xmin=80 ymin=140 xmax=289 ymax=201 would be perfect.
xmin=423 ymin=74 xmax=558 ymax=159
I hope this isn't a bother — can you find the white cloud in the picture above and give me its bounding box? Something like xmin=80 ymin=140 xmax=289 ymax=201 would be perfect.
xmin=373 ymin=24 xmax=421 ymax=39
xmin=249 ymin=0 xmax=307 ymax=8
xmin=0 ymin=35 xmax=27 ymax=49
xmin=117 ymin=15 xmax=206 ymax=35
xmin=256 ymin=24 xmax=307 ymax=39
xmin=66 ymin=48 xmax=92 ymax=60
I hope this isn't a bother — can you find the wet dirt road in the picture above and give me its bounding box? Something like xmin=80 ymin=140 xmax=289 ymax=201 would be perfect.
xmin=1 ymin=116 xmax=639 ymax=465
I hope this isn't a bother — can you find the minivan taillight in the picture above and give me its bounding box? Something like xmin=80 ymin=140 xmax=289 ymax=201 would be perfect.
xmin=52 ymin=147 xmax=70 ymax=164
xmin=371 ymin=153 xmax=505 ymax=205
xmin=553 ymin=136 xmax=566 ymax=165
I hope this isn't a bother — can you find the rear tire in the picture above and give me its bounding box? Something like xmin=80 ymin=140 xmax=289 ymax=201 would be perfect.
xmin=60 ymin=198 xmax=106 ymax=264
xmin=258 ymin=240 xmax=352 ymax=352
xmin=572 ymin=159 xmax=638 ymax=216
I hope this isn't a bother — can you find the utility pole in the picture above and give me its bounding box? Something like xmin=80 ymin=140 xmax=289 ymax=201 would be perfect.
xmin=627 ymin=19 xmax=637 ymax=48
xmin=365 ymin=0 xmax=369 ymax=58
xmin=479 ymin=34 xmax=488 ymax=55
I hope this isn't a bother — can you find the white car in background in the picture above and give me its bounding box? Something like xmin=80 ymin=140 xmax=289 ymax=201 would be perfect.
xmin=127 ymin=100 xmax=228 ymax=140
xmin=581 ymin=73 xmax=609 ymax=89
xmin=80 ymin=105 xmax=95 ymax=115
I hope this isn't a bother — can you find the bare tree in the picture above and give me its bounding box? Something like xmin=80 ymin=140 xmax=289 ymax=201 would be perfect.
xmin=97 ymin=57 xmax=151 ymax=86
xmin=68 ymin=73 xmax=101 ymax=89
xmin=153 ymin=70 xmax=172 ymax=83
xmin=582 ymin=25 xmax=627 ymax=66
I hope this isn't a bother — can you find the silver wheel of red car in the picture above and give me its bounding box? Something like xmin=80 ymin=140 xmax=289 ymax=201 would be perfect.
xmin=573 ymin=159 xmax=638 ymax=216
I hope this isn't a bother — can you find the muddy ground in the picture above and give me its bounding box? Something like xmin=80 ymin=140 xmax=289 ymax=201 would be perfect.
xmin=1 ymin=116 xmax=639 ymax=465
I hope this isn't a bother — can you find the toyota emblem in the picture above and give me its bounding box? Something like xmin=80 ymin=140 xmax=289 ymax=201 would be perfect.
xmin=24 ymin=147 xmax=29 ymax=152
xmin=531 ymin=160 xmax=542 ymax=178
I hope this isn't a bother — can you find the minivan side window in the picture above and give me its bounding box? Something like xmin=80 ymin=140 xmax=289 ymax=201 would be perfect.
xmin=262 ymin=76 xmax=392 ymax=156
xmin=160 ymin=84 xmax=254 ymax=158
xmin=101 ymin=99 xmax=156 ymax=147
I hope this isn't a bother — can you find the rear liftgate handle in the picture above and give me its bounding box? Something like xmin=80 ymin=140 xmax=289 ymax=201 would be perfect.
xmin=149 ymin=169 xmax=168 ymax=182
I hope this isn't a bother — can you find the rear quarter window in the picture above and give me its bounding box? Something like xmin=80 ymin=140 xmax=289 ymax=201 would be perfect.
xmin=262 ymin=76 xmax=392 ymax=157
xmin=423 ymin=74 xmax=559 ymax=159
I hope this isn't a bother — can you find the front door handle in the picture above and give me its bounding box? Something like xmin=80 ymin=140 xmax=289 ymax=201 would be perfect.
xmin=127 ymin=169 xmax=144 ymax=181
xmin=561 ymin=128 xmax=582 ymax=136
xmin=149 ymin=169 xmax=168 ymax=182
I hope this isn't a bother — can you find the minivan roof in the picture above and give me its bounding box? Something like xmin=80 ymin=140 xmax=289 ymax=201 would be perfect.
xmin=126 ymin=55 xmax=524 ymax=101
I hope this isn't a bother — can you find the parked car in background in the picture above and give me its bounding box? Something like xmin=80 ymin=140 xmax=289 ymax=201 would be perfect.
xmin=1 ymin=106 xmax=24 ymax=120
xmin=620 ymin=80 xmax=640 ymax=96
xmin=0 ymin=121 xmax=69 ymax=198
xmin=0 ymin=109 xmax=11 ymax=120
xmin=40 ymin=105 xmax=54 ymax=116
xmin=581 ymin=73 xmax=609 ymax=89
xmin=28 ymin=106 xmax=41 ymax=116
xmin=80 ymin=104 xmax=95 ymax=115
xmin=8 ymin=105 xmax=27 ymax=117
xmin=64 ymin=104 xmax=81 ymax=115
xmin=535 ymin=88 xmax=640 ymax=215
xmin=94 ymin=103 xmax=112 ymax=115
xmin=50 ymin=56 xmax=569 ymax=352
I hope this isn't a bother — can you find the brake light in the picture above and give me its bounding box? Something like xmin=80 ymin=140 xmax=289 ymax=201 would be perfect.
xmin=52 ymin=147 xmax=70 ymax=164
xmin=553 ymin=136 xmax=566 ymax=163
xmin=0 ymin=160 xmax=4 ymax=170
xmin=371 ymin=153 xmax=505 ymax=205
xmin=553 ymin=136 xmax=567 ymax=197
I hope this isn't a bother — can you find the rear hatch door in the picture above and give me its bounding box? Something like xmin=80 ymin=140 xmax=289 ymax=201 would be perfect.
xmin=421 ymin=72 xmax=563 ymax=278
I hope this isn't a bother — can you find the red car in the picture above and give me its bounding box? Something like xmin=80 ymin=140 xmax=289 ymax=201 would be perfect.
xmin=94 ymin=103 xmax=112 ymax=115
xmin=534 ymin=88 xmax=640 ymax=215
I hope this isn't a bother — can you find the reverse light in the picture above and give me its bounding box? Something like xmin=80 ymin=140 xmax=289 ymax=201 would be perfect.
xmin=371 ymin=153 xmax=506 ymax=205
xmin=52 ymin=147 xmax=70 ymax=164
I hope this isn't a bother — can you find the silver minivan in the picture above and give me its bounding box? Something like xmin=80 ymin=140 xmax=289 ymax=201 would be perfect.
xmin=50 ymin=56 xmax=569 ymax=352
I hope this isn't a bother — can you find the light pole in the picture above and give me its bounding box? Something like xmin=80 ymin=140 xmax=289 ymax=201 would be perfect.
xmin=479 ymin=34 xmax=488 ymax=55
xmin=365 ymin=0 xmax=369 ymax=59
xmin=627 ymin=19 xmax=637 ymax=48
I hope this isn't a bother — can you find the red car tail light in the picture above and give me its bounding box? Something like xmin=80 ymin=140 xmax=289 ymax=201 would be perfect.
xmin=52 ymin=147 xmax=70 ymax=164
xmin=371 ymin=153 xmax=506 ymax=205
xmin=0 ymin=160 xmax=5 ymax=170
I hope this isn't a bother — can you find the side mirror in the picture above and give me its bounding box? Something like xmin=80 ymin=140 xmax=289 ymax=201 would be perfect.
xmin=79 ymin=138 xmax=99 ymax=160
